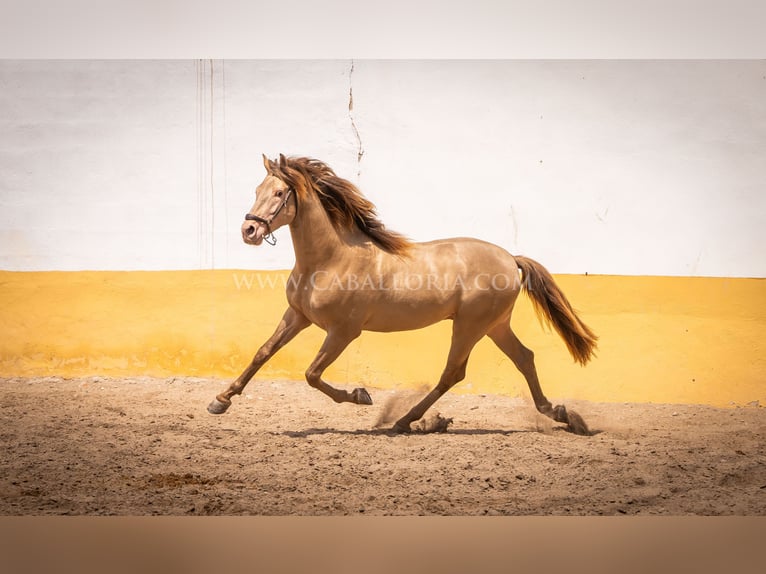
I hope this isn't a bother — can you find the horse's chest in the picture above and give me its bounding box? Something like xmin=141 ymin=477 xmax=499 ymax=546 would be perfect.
xmin=286 ymin=278 xmax=348 ymax=329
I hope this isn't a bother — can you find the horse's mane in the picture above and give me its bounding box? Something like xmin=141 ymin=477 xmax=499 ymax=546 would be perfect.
xmin=266 ymin=154 xmax=412 ymax=255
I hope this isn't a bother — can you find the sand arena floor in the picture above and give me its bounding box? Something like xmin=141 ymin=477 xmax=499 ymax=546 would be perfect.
xmin=1 ymin=376 xmax=764 ymax=515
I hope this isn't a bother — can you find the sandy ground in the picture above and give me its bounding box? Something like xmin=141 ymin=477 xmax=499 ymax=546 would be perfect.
xmin=1 ymin=376 xmax=764 ymax=515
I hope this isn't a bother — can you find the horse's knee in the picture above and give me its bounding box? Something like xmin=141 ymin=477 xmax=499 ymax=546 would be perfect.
xmin=305 ymin=366 xmax=321 ymax=388
xmin=250 ymin=344 xmax=274 ymax=367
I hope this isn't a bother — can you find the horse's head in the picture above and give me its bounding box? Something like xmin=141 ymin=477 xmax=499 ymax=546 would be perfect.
xmin=241 ymin=154 xmax=298 ymax=246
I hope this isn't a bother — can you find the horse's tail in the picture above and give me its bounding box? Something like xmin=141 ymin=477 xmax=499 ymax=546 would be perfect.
xmin=514 ymin=255 xmax=598 ymax=365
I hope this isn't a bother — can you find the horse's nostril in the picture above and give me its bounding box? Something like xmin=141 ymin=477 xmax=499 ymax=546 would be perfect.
xmin=245 ymin=225 xmax=255 ymax=236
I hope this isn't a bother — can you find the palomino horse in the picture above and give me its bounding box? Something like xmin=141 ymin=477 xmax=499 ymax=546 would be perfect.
xmin=208 ymin=155 xmax=598 ymax=435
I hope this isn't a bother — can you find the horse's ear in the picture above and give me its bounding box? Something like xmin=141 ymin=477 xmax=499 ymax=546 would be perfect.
xmin=262 ymin=153 xmax=272 ymax=173
xmin=279 ymin=153 xmax=287 ymax=168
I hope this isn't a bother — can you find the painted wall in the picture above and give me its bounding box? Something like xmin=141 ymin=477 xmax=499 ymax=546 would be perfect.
xmin=1 ymin=270 xmax=763 ymax=407
xmin=1 ymin=60 xmax=764 ymax=276
xmin=1 ymin=60 xmax=764 ymax=407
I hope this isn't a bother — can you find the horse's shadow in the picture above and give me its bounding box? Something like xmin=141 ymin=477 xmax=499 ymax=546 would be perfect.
xmin=281 ymin=427 xmax=543 ymax=438
xmin=279 ymin=426 xmax=603 ymax=438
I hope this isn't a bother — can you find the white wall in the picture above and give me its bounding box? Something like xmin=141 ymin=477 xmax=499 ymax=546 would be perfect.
xmin=1 ymin=60 xmax=764 ymax=276
xmin=1 ymin=61 xmax=196 ymax=269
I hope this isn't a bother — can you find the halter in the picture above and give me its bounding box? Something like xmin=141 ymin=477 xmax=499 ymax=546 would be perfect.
xmin=244 ymin=187 xmax=294 ymax=246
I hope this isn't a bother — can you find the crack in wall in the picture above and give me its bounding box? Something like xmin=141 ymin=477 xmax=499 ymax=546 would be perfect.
xmin=348 ymin=60 xmax=365 ymax=175
xmin=196 ymin=59 xmax=227 ymax=270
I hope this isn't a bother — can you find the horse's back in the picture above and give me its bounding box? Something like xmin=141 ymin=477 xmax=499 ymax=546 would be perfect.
xmin=412 ymin=237 xmax=519 ymax=275
xmin=394 ymin=235 xmax=521 ymax=310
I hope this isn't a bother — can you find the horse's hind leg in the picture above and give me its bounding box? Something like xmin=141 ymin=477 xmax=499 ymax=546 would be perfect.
xmin=207 ymin=307 xmax=310 ymax=414
xmin=487 ymin=322 xmax=591 ymax=435
xmin=486 ymin=322 xmax=552 ymax=413
xmin=392 ymin=320 xmax=483 ymax=433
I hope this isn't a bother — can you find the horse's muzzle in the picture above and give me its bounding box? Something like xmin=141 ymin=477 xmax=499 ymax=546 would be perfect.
xmin=242 ymin=220 xmax=265 ymax=245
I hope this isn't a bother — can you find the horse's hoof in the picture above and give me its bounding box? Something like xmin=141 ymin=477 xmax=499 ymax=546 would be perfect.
xmin=351 ymin=387 xmax=373 ymax=405
xmin=413 ymin=413 xmax=453 ymax=433
xmin=551 ymin=404 xmax=591 ymax=435
xmin=207 ymin=396 xmax=231 ymax=415
xmin=565 ymin=409 xmax=592 ymax=436
xmin=551 ymin=404 xmax=569 ymax=423
xmin=391 ymin=421 xmax=411 ymax=434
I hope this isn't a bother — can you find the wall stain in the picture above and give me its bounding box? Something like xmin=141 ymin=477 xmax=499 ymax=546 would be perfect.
xmin=348 ymin=60 xmax=365 ymax=174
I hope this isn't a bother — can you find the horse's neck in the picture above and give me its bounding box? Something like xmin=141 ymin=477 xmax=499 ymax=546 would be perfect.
xmin=289 ymin=194 xmax=360 ymax=271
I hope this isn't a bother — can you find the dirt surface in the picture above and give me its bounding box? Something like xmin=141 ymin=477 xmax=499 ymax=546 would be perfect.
xmin=1 ymin=376 xmax=764 ymax=515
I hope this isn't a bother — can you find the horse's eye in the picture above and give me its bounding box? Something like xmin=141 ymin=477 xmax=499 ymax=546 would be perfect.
xmin=276 ymin=190 xmax=284 ymax=198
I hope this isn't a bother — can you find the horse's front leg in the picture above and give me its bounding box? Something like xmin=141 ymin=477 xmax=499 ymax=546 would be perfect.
xmin=207 ymin=307 xmax=311 ymax=414
xmin=487 ymin=322 xmax=592 ymax=435
xmin=304 ymin=328 xmax=372 ymax=405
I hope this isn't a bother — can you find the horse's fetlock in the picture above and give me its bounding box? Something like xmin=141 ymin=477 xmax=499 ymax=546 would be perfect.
xmin=535 ymin=401 xmax=553 ymax=415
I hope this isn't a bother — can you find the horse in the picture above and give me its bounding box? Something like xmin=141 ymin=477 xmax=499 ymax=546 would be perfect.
xmin=207 ymin=154 xmax=598 ymax=435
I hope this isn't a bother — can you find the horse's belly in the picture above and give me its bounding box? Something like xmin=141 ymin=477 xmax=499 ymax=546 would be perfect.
xmin=358 ymin=289 xmax=460 ymax=332
xmin=362 ymin=304 xmax=452 ymax=332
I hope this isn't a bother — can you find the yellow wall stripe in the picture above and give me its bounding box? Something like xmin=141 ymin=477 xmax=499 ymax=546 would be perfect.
xmin=1 ymin=270 xmax=763 ymax=407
